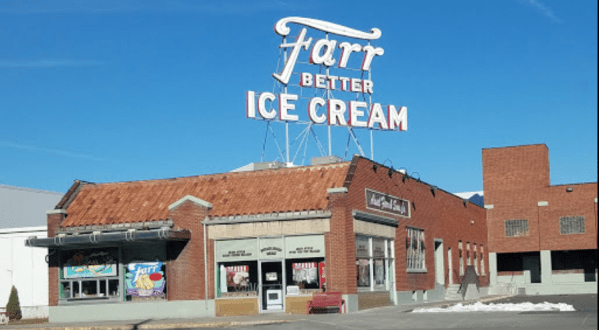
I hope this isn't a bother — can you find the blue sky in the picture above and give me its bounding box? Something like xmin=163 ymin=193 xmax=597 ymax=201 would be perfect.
xmin=0 ymin=0 xmax=596 ymax=195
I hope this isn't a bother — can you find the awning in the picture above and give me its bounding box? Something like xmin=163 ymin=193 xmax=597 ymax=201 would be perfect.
xmin=25 ymin=228 xmax=191 ymax=248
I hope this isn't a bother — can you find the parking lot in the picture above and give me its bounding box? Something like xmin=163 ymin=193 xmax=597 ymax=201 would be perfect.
xmin=207 ymin=294 xmax=597 ymax=330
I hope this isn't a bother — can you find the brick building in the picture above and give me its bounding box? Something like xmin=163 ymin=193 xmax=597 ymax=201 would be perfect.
xmin=482 ymin=144 xmax=598 ymax=295
xmin=27 ymin=156 xmax=488 ymax=322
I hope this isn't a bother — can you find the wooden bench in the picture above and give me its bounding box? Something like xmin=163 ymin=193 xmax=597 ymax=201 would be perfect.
xmin=306 ymin=292 xmax=346 ymax=314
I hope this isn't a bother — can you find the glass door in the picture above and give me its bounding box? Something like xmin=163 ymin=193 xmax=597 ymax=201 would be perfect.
xmin=260 ymin=261 xmax=284 ymax=311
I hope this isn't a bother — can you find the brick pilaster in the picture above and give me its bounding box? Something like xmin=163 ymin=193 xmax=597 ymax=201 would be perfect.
xmin=325 ymin=187 xmax=357 ymax=294
xmin=166 ymin=196 xmax=212 ymax=301
xmin=46 ymin=209 xmax=66 ymax=307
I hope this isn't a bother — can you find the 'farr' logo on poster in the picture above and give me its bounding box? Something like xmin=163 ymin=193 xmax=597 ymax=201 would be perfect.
xmin=246 ymin=17 xmax=407 ymax=131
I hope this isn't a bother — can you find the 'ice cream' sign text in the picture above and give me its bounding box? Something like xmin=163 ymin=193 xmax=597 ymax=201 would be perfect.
xmin=246 ymin=17 xmax=407 ymax=131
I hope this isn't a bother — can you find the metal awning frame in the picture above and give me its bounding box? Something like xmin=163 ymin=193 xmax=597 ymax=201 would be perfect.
xmin=25 ymin=227 xmax=191 ymax=248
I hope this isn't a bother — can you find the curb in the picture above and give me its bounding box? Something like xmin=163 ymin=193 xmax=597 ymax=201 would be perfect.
xmin=2 ymin=319 xmax=293 ymax=330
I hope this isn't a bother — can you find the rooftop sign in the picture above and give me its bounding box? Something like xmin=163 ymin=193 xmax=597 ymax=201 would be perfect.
xmin=246 ymin=17 xmax=407 ymax=132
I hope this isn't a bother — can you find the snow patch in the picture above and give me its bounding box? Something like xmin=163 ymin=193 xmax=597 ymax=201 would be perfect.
xmin=412 ymin=301 xmax=576 ymax=313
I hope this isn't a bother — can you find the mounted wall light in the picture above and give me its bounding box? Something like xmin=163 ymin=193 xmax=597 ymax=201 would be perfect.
xmin=402 ymin=173 xmax=408 ymax=183
xmin=566 ymin=187 xmax=573 ymax=192
xmin=411 ymin=172 xmax=420 ymax=182
xmin=372 ymin=164 xmax=378 ymax=172
xmin=463 ymin=199 xmax=468 ymax=207
xmin=430 ymin=186 xmax=437 ymax=197
xmin=388 ymin=166 xmax=394 ymax=178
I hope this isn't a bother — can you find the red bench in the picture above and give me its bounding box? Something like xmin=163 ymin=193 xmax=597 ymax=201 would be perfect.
xmin=306 ymin=292 xmax=346 ymax=314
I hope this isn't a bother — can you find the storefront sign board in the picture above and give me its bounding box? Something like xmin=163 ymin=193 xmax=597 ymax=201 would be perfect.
xmin=216 ymin=239 xmax=257 ymax=262
xmin=259 ymin=237 xmax=284 ymax=259
xmin=286 ymin=285 xmax=300 ymax=296
xmin=63 ymin=249 xmax=117 ymax=279
xmin=246 ymin=17 xmax=407 ymax=132
xmin=285 ymin=235 xmax=325 ymax=258
xmin=365 ymin=189 xmax=410 ymax=218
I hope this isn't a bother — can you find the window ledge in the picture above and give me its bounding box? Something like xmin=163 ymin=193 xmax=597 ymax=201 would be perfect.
xmin=357 ymin=288 xmax=389 ymax=293
xmin=407 ymin=268 xmax=427 ymax=273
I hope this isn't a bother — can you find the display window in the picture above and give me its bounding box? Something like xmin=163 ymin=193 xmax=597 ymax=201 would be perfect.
xmin=356 ymin=259 xmax=370 ymax=287
xmin=59 ymin=244 xmax=168 ymax=304
xmin=125 ymin=261 xmax=166 ymax=301
xmin=355 ymin=235 xmax=393 ymax=291
xmin=406 ymin=227 xmax=426 ymax=272
xmin=374 ymin=259 xmax=386 ymax=286
xmin=217 ymin=261 xmax=258 ymax=297
xmin=122 ymin=243 xmax=168 ymax=301
xmin=59 ymin=248 xmax=120 ymax=302
xmin=285 ymin=258 xmax=324 ymax=294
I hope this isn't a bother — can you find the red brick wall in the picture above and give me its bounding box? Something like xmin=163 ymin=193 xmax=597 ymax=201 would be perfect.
xmin=482 ymin=144 xmax=598 ymax=254
xmin=482 ymin=144 xmax=550 ymax=195
xmin=167 ymin=200 xmax=210 ymax=301
xmin=345 ymin=158 xmax=489 ymax=291
xmin=47 ymin=211 xmax=65 ymax=307
xmin=326 ymin=189 xmax=358 ymax=294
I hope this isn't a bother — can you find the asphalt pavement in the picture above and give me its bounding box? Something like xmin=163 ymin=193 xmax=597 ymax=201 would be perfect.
xmin=1 ymin=294 xmax=596 ymax=330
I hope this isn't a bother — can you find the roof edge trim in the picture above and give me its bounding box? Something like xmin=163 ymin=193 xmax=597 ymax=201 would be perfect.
xmin=204 ymin=210 xmax=331 ymax=225
xmin=169 ymin=195 xmax=213 ymax=211
xmin=327 ymin=187 xmax=348 ymax=194
xmin=47 ymin=209 xmax=67 ymax=215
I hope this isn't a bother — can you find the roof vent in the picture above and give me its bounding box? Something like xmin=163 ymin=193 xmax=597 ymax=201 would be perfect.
xmin=231 ymin=161 xmax=285 ymax=172
xmin=310 ymin=155 xmax=344 ymax=166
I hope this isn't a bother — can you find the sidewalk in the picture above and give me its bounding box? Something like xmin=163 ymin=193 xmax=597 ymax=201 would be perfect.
xmin=0 ymin=295 xmax=515 ymax=330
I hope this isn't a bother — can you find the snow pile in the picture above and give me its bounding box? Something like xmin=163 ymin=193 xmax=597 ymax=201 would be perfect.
xmin=412 ymin=301 xmax=576 ymax=313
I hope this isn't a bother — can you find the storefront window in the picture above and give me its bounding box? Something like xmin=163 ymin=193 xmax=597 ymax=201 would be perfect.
xmin=59 ymin=248 xmax=120 ymax=301
xmin=122 ymin=243 xmax=168 ymax=301
xmin=406 ymin=227 xmax=425 ymax=272
xmin=374 ymin=259 xmax=386 ymax=286
xmin=356 ymin=235 xmax=393 ymax=290
xmin=357 ymin=259 xmax=370 ymax=287
xmin=125 ymin=261 xmax=166 ymax=301
xmin=285 ymin=258 xmax=324 ymax=294
xmin=217 ymin=261 xmax=258 ymax=297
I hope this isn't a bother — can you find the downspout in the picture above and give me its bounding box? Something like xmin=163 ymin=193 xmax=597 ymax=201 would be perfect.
xmin=203 ymin=220 xmax=208 ymax=309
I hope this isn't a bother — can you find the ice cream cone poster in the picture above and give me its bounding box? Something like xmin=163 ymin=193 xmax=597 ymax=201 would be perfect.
xmin=125 ymin=262 xmax=165 ymax=297
xmin=226 ymin=265 xmax=249 ymax=287
xmin=63 ymin=250 xmax=117 ymax=279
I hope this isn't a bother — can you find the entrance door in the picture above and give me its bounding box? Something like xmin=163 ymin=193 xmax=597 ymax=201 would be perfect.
xmin=522 ymin=254 xmax=541 ymax=283
xmin=260 ymin=261 xmax=284 ymax=311
xmin=448 ymin=248 xmax=453 ymax=284
xmin=434 ymin=240 xmax=445 ymax=285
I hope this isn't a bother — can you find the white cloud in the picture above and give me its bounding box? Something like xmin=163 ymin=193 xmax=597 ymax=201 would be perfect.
xmin=0 ymin=0 xmax=301 ymax=14
xmin=0 ymin=59 xmax=106 ymax=68
xmin=520 ymin=0 xmax=564 ymax=24
xmin=0 ymin=141 xmax=115 ymax=163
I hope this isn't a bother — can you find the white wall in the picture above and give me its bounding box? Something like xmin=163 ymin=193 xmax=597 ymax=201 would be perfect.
xmin=0 ymin=227 xmax=48 ymax=319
